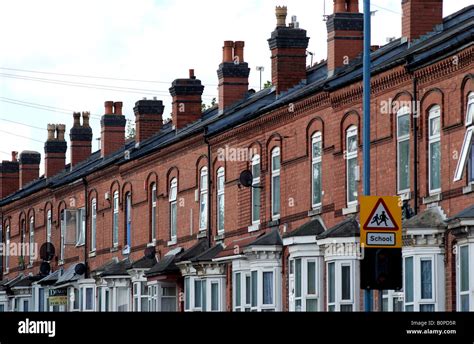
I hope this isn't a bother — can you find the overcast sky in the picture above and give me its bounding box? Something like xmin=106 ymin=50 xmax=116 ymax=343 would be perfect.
xmin=0 ymin=0 xmax=471 ymax=172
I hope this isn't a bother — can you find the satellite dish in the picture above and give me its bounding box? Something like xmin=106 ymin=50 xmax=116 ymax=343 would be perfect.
xmin=239 ymin=170 xmax=253 ymax=188
xmin=74 ymin=263 xmax=86 ymax=275
xmin=39 ymin=262 xmax=51 ymax=276
xmin=39 ymin=242 xmax=56 ymax=261
xmin=144 ymin=246 xmax=156 ymax=259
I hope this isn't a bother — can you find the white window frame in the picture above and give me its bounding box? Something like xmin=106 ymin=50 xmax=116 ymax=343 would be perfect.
xmin=76 ymin=207 xmax=85 ymax=247
xmin=217 ymin=167 xmax=225 ymax=234
xmin=209 ymin=279 xmax=221 ymax=312
xmin=113 ymin=191 xmax=119 ymax=247
xmin=271 ymin=147 xmax=281 ymax=220
xmin=82 ymin=286 xmax=95 ymax=312
xmin=455 ymin=93 xmax=474 ymax=182
xmin=160 ymin=284 xmax=177 ymax=312
xmin=46 ymin=210 xmax=52 ymax=243
xmin=5 ymin=225 xmax=9 ymax=273
xmin=291 ymin=257 xmax=321 ymax=312
xmin=91 ymin=198 xmax=97 ymax=253
xmin=29 ymin=216 xmax=34 ymax=265
xmin=60 ymin=210 xmax=66 ymax=263
xmin=132 ymin=281 xmax=148 ymax=312
xmin=326 ymin=260 xmax=356 ymax=311
xmin=397 ymin=107 xmax=411 ymax=194
xmin=382 ymin=290 xmax=404 ymax=312
xmin=125 ymin=192 xmax=132 ymax=248
xmin=199 ymin=167 xmax=208 ymax=232
xmin=33 ymin=286 xmax=47 ymax=312
xmin=346 ymin=126 xmax=358 ymax=206
xmin=151 ymin=184 xmax=157 ymax=242
xmin=261 ymin=270 xmax=276 ymax=311
xmin=234 ymin=272 xmax=252 ymax=312
xmin=251 ymin=154 xmax=261 ymax=225
xmin=311 ymin=132 xmax=322 ymax=208
xmin=169 ymin=178 xmax=178 ymax=243
xmin=428 ymin=106 xmax=441 ymax=195
xmin=457 ymin=244 xmax=472 ymax=311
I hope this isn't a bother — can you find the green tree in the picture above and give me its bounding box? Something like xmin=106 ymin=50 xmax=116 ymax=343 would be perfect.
xmin=126 ymin=119 xmax=136 ymax=139
xmin=263 ymin=80 xmax=272 ymax=89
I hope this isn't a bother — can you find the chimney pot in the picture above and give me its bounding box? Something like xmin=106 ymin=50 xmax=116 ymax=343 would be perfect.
xmin=223 ymin=41 xmax=234 ymax=62
xmin=104 ymin=101 xmax=114 ymax=115
xmin=275 ymin=6 xmax=288 ymax=27
xmin=189 ymin=69 xmax=196 ymax=79
xmin=47 ymin=124 xmax=56 ymax=140
xmin=234 ymin=41 xmax=245 ymax=63
xmin=82 ymin=111 xmax=90 ymax=127
xmin=11 ymin=151 xmax=18 ymax=162
xmin=114 ymin=101 xmax=123 ymax=115
xmin=73 ymin=112 xmax=81 ymax=127
xmin=56 ymin=124 xmax=66 ymax=141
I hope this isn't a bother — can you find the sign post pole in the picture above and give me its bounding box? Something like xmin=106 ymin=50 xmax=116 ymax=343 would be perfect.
xmin=363 ymin=0 xmax=372 ymax=313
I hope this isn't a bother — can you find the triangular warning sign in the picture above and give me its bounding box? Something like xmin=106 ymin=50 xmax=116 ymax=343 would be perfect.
xmin=363 ymin=198 xmax=399 ymax=231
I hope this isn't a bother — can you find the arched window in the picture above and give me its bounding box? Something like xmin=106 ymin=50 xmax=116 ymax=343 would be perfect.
xmin=125 ymin=192 xmax=132 ymax=249
xmin=217 ymin=167 xmax=225 ymax=234
xmin=151 ymin=184 xmax=157 ymax=242
xmin=5 ymin=225 xmax=10 ymax=272
xmin=199 ymin=167 xmax=208 ymax=231
xmin=251 ymin=154 xmax=261 ymax=225
xmin=346 ymin=126 xmax=358 ymax=206
xmin=91 ymin=198 xmax=97 ymax=252
xmin=271 ymin=147 xmax=281 ymax=219
xmin=169 ymin=178 xmax=178 ymax=242
xmin=46 ymin=209 xmax=52 ymax=243
xmin=397 ymin=107 xmax=410 ymax=193
xmin=311 ymin=132 xmax=322 ymax=208
xmin=428 ymin=106 xmax=441 ymax=194
xmin=29 ymin=216 xmax=35 ymax=264
xmin=113 ymin=191 xmax=119 ymax=247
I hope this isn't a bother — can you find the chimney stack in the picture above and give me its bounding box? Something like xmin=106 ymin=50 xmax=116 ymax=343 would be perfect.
xmin=327 ymin=0 xmax=363 ymax=75
xmin=169 ymin=69 xmax=204 ymax=129
xmin=268 ymin=6 xmax=310 ymax=95
xmin=44 ymin=124 xmax=67 ymax=178
xmin=101 ymin=101 xmax=126 ymax=157
xmin=402 ymin=0 xmax=443 ymax=42
xmin=0 ymin=151 xmax=19 ymax=199
xmin=134 ymin=99 xmax=165 ymax=143
xmin=70 ymin=112 xmax=93 ymax=167
xmin=217 ymin=41 xmax=250 ymax=112
xmin=19 ymin=151 xmax=41 ymax=188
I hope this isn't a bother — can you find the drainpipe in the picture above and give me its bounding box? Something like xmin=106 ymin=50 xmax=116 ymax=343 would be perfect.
xmin=82 ymin=177 xmax=89 ymax=278
xmin=412 ymin=76 xmax=419 ymax=215
xmin=204 ymin=131 xmax=212 ymax=248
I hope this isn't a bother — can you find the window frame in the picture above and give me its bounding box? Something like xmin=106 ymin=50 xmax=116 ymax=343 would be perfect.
xmin=271 ymin=147 xmax=281 ymax=220
xmin=29 ymin=216 xmax=34 ymax=265
xmin=199 ymin=167 xmax=208 ymax=232
xmin=326 ymin=260 xmax=355 ymax=312
xmin=458 ymin=244 xmax=471 ymax=311
xmin=151 ymin=184 xmax=157 ymax=243
xmin=169 ymin=178 xmax=178 ymax=243
xmin=346 ymin=126 xmax=358 ymax=206
xmin=251 ymin=154 xmax=261 ymax=225
xmin=60 ymin=210 xmax=66 ymax=263
xmin=112 ymin=191 xmax=119 ymax=247
xmin=311 ymin=132 xmax=323 ymax=208
xmin=125 ymin=192 xmax=132 ymax=248
xmin=216 ymin=167 xmax=225 ymax=234
xmin=290 ymin=257 xmax=320 ymax=312
xmin=5 ymin=225 xmax=9 ymax=273
xmin=46 ymin=209 xmax=52 ymax=243
xmin=428 ymin=106 xmax=441 ymax=195
xmin=91 ymin=198 xmax=97 ymax=252
xmin=397 ymin=107 xmax=411 ymax=194
xmin=76 ymin=207 xmax=86 ymax=247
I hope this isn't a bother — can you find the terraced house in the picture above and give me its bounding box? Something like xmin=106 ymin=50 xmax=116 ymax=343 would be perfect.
xmin=0 ymin=0 xmax=473 ymax=312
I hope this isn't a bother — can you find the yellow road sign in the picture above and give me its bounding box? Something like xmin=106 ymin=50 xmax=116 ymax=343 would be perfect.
xmin=360 ymin=196 xmax=402 ymax=248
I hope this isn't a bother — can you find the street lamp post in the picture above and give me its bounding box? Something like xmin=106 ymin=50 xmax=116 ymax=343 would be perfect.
xmin=256 ymin=66 xmax=264 ymax=90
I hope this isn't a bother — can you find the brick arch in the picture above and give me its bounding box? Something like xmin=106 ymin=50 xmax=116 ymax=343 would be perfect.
xmin=420 ymin=88 xmax=444 ymax=136
xmin=27 ymin=208 xmax=35 ymax=221
xmin=166 ymin=167 xmax=179 ymax=195
xmin=145 ymin=171 xmax=159 ymax=199
xmin=109 ymin=180 xmax=121 ymax=205
xmin=196 ymin=155 xmax=209 ymax=188
xmin=121 ymin=182 xmax=133 ymax=202
xmin=246 ymin=141 xmax=262 ymax=170
xmin=461 ymin=74 xmax=474 ymax=124
xmin=391 ymin=91 xmax=414 ymax=137
xmin=56 ymin=200 xmax=67 ymax=229
xmin=340 ymin=110 xmax=360 ymax=152
xmin=266 ymin=133 xmax=283 ymax=170
xmin=306 ymin=116 xmax=325 ymax=156
xmin=43 ymin=201 xmax=53 ymax=224
xmin=88 ymin=188 xmax=98 ymax=203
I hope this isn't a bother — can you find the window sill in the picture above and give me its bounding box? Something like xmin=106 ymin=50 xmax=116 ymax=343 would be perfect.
xmin=463 ymin=183 xmax=474 ymax=195
xmin=27 ymin=263 xmax=34 ymax=269
xmin=342 ymin=204 xmax=358 ymax=215
xmin=248 ymin=223 xmax=260 ymax=232
xmin=197 ymin=231 xmax=207 ymax=239
xmin=398 ymin=191 xmax=411 ymax=201
xmin=58 ymin=260 xmax=65 ymax=266
xmin=147 ymin=241 xmax=156 ymax=248
xmin=215 ymin=233 xmax=225 ymax=241
xmin=75 ymin=243 xmax=85 ymax=248
xmin=268 ymin=219 xmax=280 ymax=228
xmin=423 ymin=193 xmax=442 ymax=205
xmin=167 ymin=239 xmax=177 ymax=247
xmin=308 ymin=206 xmax=322 ymax=217
xmin=110 ymin=246 xmax=119 ymax=253
xmin=89 ymin=251 xmax=97 ymax=258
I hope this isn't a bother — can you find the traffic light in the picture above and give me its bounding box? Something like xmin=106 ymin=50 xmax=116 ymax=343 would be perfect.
xmin=360 ymin=248 xmax=402 ymax=290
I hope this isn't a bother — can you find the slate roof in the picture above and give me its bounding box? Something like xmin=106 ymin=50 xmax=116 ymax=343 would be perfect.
xmin=317 ymin=218 xmax=360 ymax=239
xmin=283 ymin=218 xmax=325 ymax=238
xmin=55 ymin=262 xmax=85 ymax=286
xmin=96 ymin=258 xmax=132 ymax=277
xmin=129 ymin=256 xmax=157 ymax=270
xmin=247 ymin=229 xmax=283 ymax=246
xmin=449 ymin=204 xmax=474 ymax=221
xmin=403 ymin=207 xmax=447 ymax=229
xmin=0 ymin=6 xmax=471 ymax=207
xmin=190 ymin=244 xmax=224 ymax=262
xmin=36 ymin=269 xmax=63 ymax=286
xmin=10 ymin=274 xmax=42 ymax=288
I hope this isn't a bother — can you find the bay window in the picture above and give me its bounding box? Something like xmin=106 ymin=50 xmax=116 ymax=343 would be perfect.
xmin=217 ymin=167 xmax=225 ymax=234
xmin=397 ymin=107 xmax=410 ymax=193
xmin=133 ymin=281 xmax=148 ymax=312
xmin=271 ymin=147 xmax=281 ymax=219
xmin=326 ymin=260 xmax=357 ymax=311
xmin=291 ymin=258 xmax=320 ymax=311
xmin=428 ymin=106 xmax=441 ymax=194
xmin=458 ymin=245 xmax=471 ymax=311
xmin=199 ymin=167 xmax=208 ymax=231
xmin=185 ymin=276 xmax=224 ymax=312
xmin=169 ymin=178 xmax=177 ymax=243
xmin=346 ymin=126 xmax=358 ymax=206
xmin=312 ymin=132 xmax=322 ymax=208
